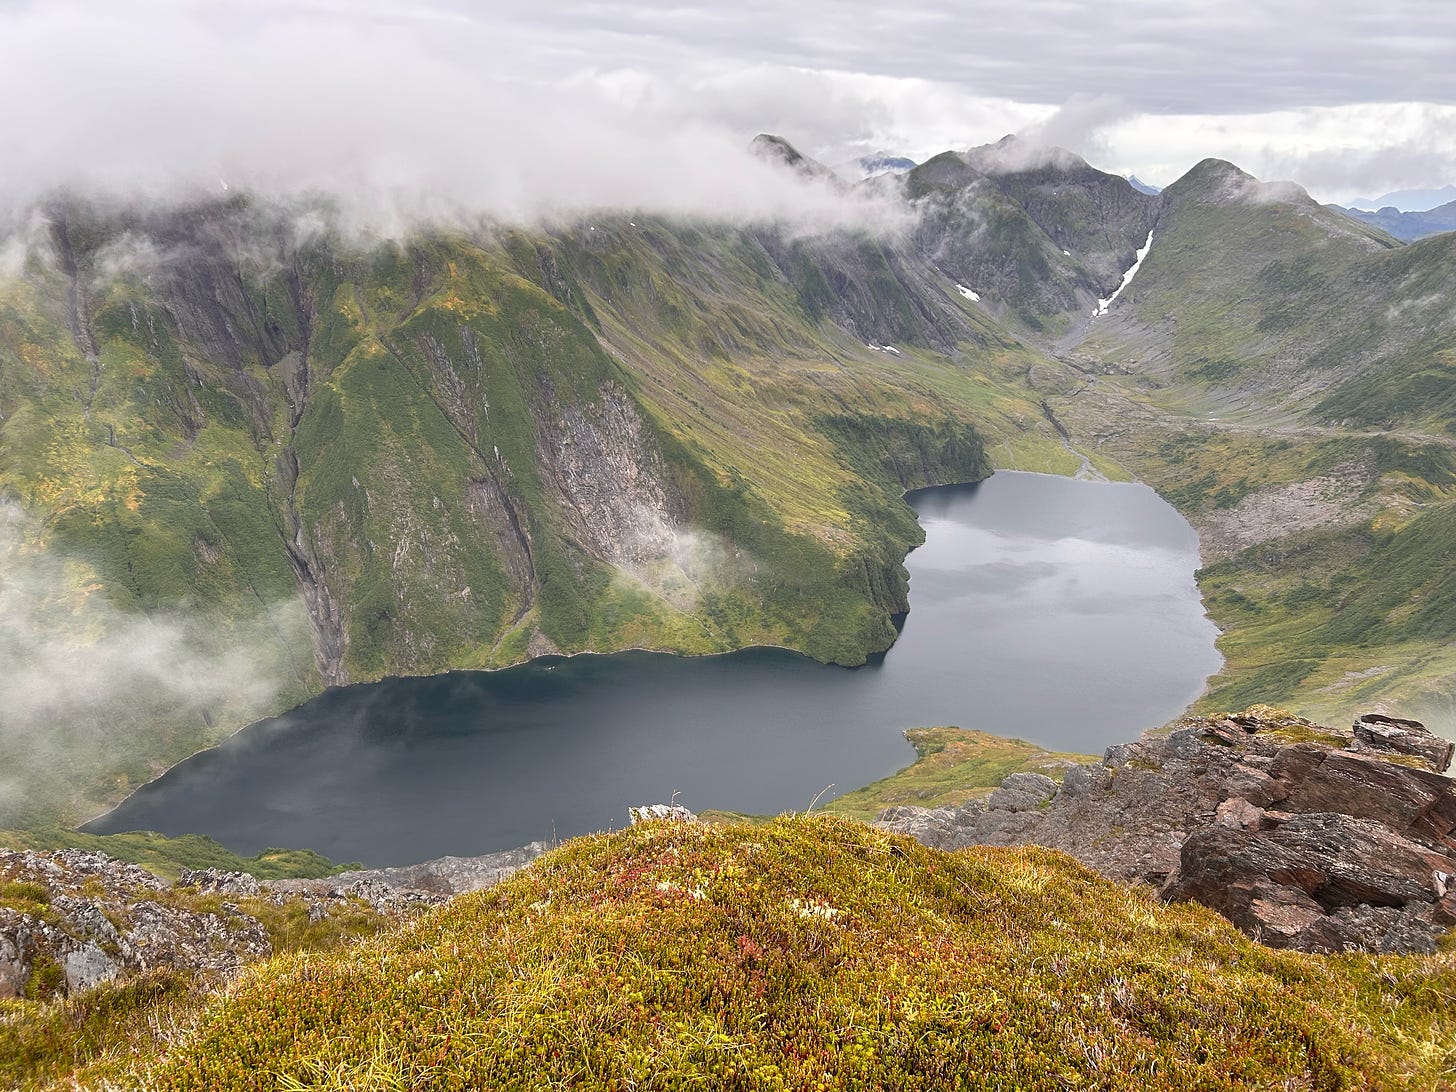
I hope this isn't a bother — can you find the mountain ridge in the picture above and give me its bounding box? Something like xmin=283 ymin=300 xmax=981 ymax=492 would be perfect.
xmin=4 ymin=140 xmax=1456 ymax=829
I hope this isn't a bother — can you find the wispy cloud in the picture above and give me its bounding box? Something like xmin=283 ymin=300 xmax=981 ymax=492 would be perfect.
xmin=0 ymin=503 xmax=308 ymax=823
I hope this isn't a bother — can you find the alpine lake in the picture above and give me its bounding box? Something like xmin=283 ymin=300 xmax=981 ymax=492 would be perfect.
xmin=88 ymin=472 xmax=1222 ymax=866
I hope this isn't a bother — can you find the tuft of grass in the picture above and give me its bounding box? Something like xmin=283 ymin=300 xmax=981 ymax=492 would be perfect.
xmin=1 ymin=970 xmax=199 ymax=1090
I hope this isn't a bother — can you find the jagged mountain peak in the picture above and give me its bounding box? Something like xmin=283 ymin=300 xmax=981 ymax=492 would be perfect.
xmin=749 ymin=133 xmax=837 ymax=184
xmin=1165 ymin=157 xmax=1311 ymax=207
xmin=904 ymin=149 xmax=980 ymax=197
xmin=964 ymin=133 xmax=1094 ymax=178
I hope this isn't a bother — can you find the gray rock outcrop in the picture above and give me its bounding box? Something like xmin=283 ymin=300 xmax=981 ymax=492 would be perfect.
xmin=0 ymin=850 xmax=270 ymax=1000
xmin=879 ymin=706 xmax=1456 ymax=954
xmin=0 ymin=840 xmax=549 ymax=1001
xmin=269 ymin=841 xmax=548 ymax=901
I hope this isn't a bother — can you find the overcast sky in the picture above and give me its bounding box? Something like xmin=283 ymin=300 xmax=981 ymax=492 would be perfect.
xmin=0 ymin=0 xmax=1452 ymax=219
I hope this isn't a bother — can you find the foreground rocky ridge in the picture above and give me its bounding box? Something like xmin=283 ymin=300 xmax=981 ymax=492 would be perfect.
xmin=66 ymin=814 xmax=1456 ymax=1090
xmin=9 ymin=705 xmax=1456 ymax=1009
xmin=0 ymin=842 xmax=546 ymax=1001
xmin=880 ymin=706 xmax=1456 ymax=954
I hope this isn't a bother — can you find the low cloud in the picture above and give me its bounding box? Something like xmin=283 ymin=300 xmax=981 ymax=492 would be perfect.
xmin=1098 ymin=104 xmax=1456 ymax=203
xmin=0 ymin=503 xmax=308 ymax=824
xmin=3 ymin=3 xmax=1454 ymax=225
xmin=0 ymin=2 xmax=909 ymax=237
xmin=1016 ymin=94 xmax=1135 ymax=165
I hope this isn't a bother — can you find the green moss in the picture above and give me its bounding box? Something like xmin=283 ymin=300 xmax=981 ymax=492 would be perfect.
xmin=0 ymin=879 xmax=52 ymax=916
xmin=22 ymin=955 xmax=65 ymax=1003
xmin=117 ymin=816 xmax=1456 ymax=1090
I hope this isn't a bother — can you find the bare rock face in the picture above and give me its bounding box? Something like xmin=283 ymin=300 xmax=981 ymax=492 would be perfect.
xmin=269 ymin=841 xmax=548 ymax=901
xmin=879 ymin=706 xmax=1456 ymax=954
xmin=1353 ymin=712 xmax=1455 ymax=772
xmin=629 ymin=804 xmax=699 ymax=825
xmin=1163 ymin=813 xmax=1456 ymax=951
xmin=0 ymin=849 xmax=268 ymax=1000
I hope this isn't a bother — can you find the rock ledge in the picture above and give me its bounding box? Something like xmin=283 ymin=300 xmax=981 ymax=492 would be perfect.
xmin=880 ymin=706 xmax=1456 ymax=953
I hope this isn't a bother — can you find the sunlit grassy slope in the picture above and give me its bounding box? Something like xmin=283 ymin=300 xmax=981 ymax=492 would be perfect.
xmin=1052 ymin=159 xmax=1456 ymax=729
xmin=90 ymin=816 xmax=1456 ymax=1091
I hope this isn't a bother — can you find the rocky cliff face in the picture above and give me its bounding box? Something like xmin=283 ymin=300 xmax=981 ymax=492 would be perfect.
xmin=880 ymin=706 xmax=1456 ymax=954
xmin=906 ymin=139 xmax=1160 ymax=336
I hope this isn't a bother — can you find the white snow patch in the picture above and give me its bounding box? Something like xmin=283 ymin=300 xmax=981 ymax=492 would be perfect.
xmin=954 ymin=284 xmax=981 ymax=302
xmin=1062 ymin=249 xmax=1070 ymax=256
xmin=1093 ymin=230 xmax=1153 ymax=318
xmin=866 ymin=343 xmax=901 ymax=355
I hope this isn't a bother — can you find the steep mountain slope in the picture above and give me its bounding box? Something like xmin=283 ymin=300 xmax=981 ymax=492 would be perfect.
xmin=2 ymin=187 xmax=1111 ymax=826
xmin=1049 ymin=159 xmax=1456 ymax=720
xmin=7 ymin=140 xmax=1456 ymax=829
xmin=908 ymin=136 xmax=1160 ymax=337
xmin=1076 ymin=158 xmax=1454 ymax=427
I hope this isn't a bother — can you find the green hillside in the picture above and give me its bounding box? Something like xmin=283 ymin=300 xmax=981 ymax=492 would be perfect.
xmin=1048 ymin=159 xmax=1456 ymax=725
xmin=6 ymin=143 xmax=1456 ymax=828
xmin=1 ymin=195 xmax=1103 ymax=827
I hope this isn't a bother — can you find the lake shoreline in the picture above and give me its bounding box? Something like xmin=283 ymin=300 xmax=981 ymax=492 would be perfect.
xmin=85 ymin=473 xmax=1222 ymax=866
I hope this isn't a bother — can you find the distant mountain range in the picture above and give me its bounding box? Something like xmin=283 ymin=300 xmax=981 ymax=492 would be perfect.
xmin=1127 ymin=175 xmax=1161 ymax=195
xmin=854 ymin=154 xmax=917 ymax=178
xmin=1331 ymin=200 xmax=1456 ymax=242
xmin=1349 ymin=184 xmax=1456 ymax=212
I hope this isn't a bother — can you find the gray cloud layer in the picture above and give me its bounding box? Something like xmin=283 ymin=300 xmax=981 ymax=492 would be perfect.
xmin=477 ymin=0 xmax=1456 ymax=115
xmin=0 ymin=1 xmax=1452 ymax=224
xmin=0 ymin=1 xmax=915 ymax=230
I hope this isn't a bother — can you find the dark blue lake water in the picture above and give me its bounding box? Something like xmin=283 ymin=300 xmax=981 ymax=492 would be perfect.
xmin=88 ymin=473 xmax=1221 ymax=865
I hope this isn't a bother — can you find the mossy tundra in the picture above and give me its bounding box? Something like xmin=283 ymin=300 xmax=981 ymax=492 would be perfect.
xmin=30 ymin=816 xmax=1453 ymax=1090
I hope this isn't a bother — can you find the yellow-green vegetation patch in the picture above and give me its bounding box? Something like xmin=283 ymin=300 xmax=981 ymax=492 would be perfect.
xmin=1 ymin=970 xmax=200 ymax=1090
xmin=822 ymin=726 xmax=1094 ymax=822
xmin=1193 ymin=492 xmax=1456 ymax=719
xmin=127 ymin=816 xmax=1456 ymax=1090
